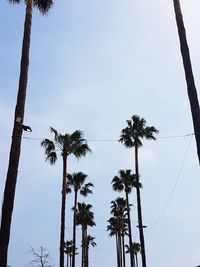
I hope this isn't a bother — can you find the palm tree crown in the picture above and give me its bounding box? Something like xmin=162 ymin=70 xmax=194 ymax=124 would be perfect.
xmin=41 ymin=127 xmax=91 ymax=163
xmin=66 ymin=172 xmax=93 ymax=196
xmin=119 ymin=115 xmax=159 ymax=148
xmin=112 ymin=169 xmax=139 ymax=193
xmin=76 ymin=203 xmax=95 ymax=228
xmin=9 ymin=0 xmax=53 ymax=14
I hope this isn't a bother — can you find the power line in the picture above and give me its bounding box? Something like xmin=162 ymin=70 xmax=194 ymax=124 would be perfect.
xmin=149 ymin=135 xmax=193 ymax=230
xmin=22 ymin=133 xmax=194 ymax=142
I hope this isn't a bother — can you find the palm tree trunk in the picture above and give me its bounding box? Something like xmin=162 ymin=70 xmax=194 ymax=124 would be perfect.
xmin=72 ymin=190 xmax=78 ymax=267
xmin=81 ymin=225 xmax=88 ymax=267
xmin=60 ymin=156 xmax=67 ymax=267
xmin=121 ymin=226 xmax=126 ymax=267
xmin=116 ymin=234 xmax=120 ymax=267
xmin=173 ymin=0 xmax=200 ymax=164
xmin=136 ymin=254 xmax=138 ymax=267
xmin=67 ymin=253 xmax=69 ymax=267
xmin=85 ymin=231 xmax=89 ymax=267
xmin=84 ymin=228 xmax=88 ymax=267
xmin=82 ymin=230 xmax=84 ymax=267
xmin=125 ymin=191 xmax=135 ymax=267
xmin=118 ymin=230 xmax=123 ymax=267
xmin=135 ymin=145 xmax=147 ymax=267
xmin=0 ymin=1 xmax=33 ymax=266
xmin=70 ymin=254 xmax=72 ymax=267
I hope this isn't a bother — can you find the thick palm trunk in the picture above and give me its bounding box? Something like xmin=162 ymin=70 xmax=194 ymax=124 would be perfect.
xmin=72 ymin=190 xmax=78 ymax=267
xmin=0 ymin=1 xmax=33 ymax=266
xmin=135 ymin=145 xmax=147 ymax=267
xmin=60 ymin=156 xmax=67 ymax=267
xmin=125 ymin=191 xmax=135 ymax=267
xmin=173 ymin=0 xmax=200 ymax=164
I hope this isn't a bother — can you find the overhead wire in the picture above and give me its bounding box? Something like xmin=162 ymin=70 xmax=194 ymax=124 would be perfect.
xmin=22 ymin=132 xmax=194 ymax=230
xmin=22 ymin=132 xmax=195 ymax=142
xmin=149 ymin=135 xmax=193 ymax=230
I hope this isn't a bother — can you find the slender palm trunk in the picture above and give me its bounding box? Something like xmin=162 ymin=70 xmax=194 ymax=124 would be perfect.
xmin=125 ymin=191 xmax=135 ymax=267
xmin=81 ymin=228 xmax=84 ymax=267
xmin=173 ymin=0 xmax=200 ymax=164
xmin=72 ymin=190 xmax=78 ymax=267
xmin=135 ymin=145 xmax=147 ymax=267
xmin=121 ymin=225 xmax=126 ymax=267
xmin=118 ymin=230 xmax=123 ymax=267
xmin=85 ymin=232 xmax=89 ymax=267
xmin=0 ymin=1 xmax=33 ymax=265
xmin=135 ymin=254 xmax=138 ymax=267
xmin=60 ymin=156 xmax=67 ymax=267
xmin=116 ymin=234 xmax=120 ymax=267
xmin=66 ymin=252 xmax=69 ymax=267
xmin=82 ymin=225 xmax=86 ymax=267
xmin=70 ymin=254 xmax=72 ymax=267
xmin=84 ymin=228 xmax=88 ymax=267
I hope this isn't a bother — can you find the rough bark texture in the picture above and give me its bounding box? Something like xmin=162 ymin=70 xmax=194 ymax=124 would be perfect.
xmin=60 ymin=157 xmax=67 ymax=267
xmin=72 ymin=190 xmax=78 ymax=267
xmin=0 ymin=1 xmax=32 ymax=266
xmin=173 ymin=0 xmax=200 ymax=164
xmin=125 ymin=190 xmax=135 ymax=267
xmin=135 ymin=145 xmax=147 ymax=267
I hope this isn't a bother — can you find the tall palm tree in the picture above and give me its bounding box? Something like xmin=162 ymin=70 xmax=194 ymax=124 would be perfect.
xmin=76 ymin=202 xmax=95 ymax=267
xmin=66 ymin=172 xmax=93 ymax=267
xmin=110 ymin=197 xmax=128 ymax=267
xmin=0 ymin=1 xmax=53 ymax=266
xmin=41 ymin=128 xmax=91 ymax=267
xmin=173 ymin=0 xmax=200 ymax=164
xmin=119 ymin=115 xmax=158 ymax=267
xmin=112 ymin=170 xmax=138 ymax=267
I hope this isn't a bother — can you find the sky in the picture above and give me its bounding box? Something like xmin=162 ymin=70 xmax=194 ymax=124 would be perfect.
xmin=1 ymin=0 xmax=200 ymax=266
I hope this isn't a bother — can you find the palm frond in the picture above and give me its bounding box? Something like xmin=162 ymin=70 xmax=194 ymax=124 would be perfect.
xmin=41 ymin=138 xmax=55 ymax=155
xmin=33 ymin=0 xmax=53 ymax=14
xmin=45 ymin=151 xmax=57 ymax=165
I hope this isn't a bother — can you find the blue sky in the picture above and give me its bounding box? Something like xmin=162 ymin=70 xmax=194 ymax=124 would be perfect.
xmin=1 ymin=0 xmax=200 ymax=266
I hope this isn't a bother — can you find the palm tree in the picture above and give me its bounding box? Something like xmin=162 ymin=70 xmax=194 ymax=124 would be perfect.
xmin=107 ymin=216 xmax=124 ymax=267
xmin=0 ymin=1 xmax=53 ymax=266
xmin=76 ymin=202 xmax=96 ymax=267
xmin=86 ymin=235 xmax=97 ymax=266
xmin=112 ymin=170 xmax=138 ymax=267
xmin=110 ymin=197 xmax=128 ymax=267
xmin=66 ymin=172 xmax=93 ymax=267
xmin=173 ymin=0 xmax=200 ymax=164
xmin=119 ymin=115 xmax=158 ymax=267
xmin=41 ymin=128 xmax=91 ymax=267
xmin=64 ymin=240 xmax=75 ymax=267
xmin=125 ymin=243 xmax=141 ymax=267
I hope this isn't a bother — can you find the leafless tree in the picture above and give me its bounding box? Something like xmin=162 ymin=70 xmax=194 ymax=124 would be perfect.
xmin=28 ymin=246 xmax=51 ymax=267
